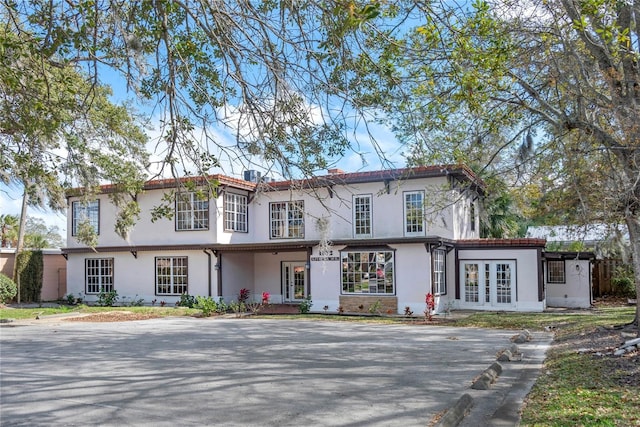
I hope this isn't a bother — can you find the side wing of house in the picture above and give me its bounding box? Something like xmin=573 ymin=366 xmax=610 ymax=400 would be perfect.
xmin=544 ymin=252 xmax=594 ymax=309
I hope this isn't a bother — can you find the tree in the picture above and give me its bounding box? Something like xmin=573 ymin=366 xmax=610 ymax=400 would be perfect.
xmin=326 ymin=0 xmax=640 ymax=329
xmin=0 ymin=1 xmax=397 ymax=181
xmin=0 ymin=214 xmax=18 ymax=247
xmin=1 ymin=22 xmax=149 ymax=300
xmin=23 ymin=217 xmax=65 ymax=249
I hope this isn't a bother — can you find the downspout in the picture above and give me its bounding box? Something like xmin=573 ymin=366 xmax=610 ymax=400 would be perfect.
xmin=203 ymin=249 xmax=212 ymax=297
xmin=214 ymin=250 xmax=222 ymax=298
xmin=538 ymin=248 xmax=545 ymax=303
xmin=306 ymin=247 xmax=312 ymax=297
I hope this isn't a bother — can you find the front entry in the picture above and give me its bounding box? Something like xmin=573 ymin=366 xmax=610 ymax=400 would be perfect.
xmin=282 ymin=262 xmax=306 ymax=302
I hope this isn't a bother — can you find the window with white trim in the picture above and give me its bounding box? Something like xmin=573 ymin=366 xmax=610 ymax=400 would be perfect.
xmin=353 ymin=194 xmax=372 ymax=237
xmin=85 ymin=258 xmax=113 ymax=294
xmin=156 ymin=257 xmax=188 ymax=295
xmin=404 ymin=191 xmax=425 ymax=236
xmin=72 ymin=200 xmax=100 ymax=236
xmin=341 ymin=250 xmax=394 ymax=294
xmin=547 ymin=260 xmax=566 ymax=284
xmin=270 ymin=201 xmax=304 ymax=239
xmin=224 ymin=192 xmax=248 ymax=232
xmin=176 ymin=192 xmax=209 ymax=231
xmin=433 ymin=249 xmax=446 ymax=295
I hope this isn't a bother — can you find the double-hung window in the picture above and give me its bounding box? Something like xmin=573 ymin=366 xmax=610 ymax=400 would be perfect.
xmin=433 ymin=249 xmax=446 ymax=295
xmin=224 ymin=192 xmax=248 ymax=232
xmin=404 ymin=191 xmax=425 ymax=236
xmin=547 ymin=260 xmax=566 ymax=284
xmin=270 ymin=201 xmax=304 ymax=238
xmin=85 ymin=258 xmax=113 ymax=294
xmin=72 ymin=200 xmax=100 ymax=236
xmin=156 ymin=257 xmax=188 ymax=295
xmin=176 ymin=192 xmax=209 ymax=231
xmin=341 ymin=250 xmax=395 ymax=294
xmin=353 ymin=194 xmax=372 ymax=237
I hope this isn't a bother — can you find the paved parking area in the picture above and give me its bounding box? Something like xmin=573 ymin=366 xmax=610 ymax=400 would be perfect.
xmin=0 ymin=317 xmax=551 ymax=426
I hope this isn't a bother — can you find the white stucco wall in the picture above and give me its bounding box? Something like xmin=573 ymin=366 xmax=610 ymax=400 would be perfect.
xmin=67 ymin=191 xmax=218 ymax=248
xmin=66 ymin=250 xmax=212 ymax=305
xmin=545 ymin=259 xmax=592 ymax=308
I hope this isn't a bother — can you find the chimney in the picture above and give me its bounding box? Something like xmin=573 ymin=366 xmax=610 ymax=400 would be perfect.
xmin=327 ymin=168 xmax=345 ymax=175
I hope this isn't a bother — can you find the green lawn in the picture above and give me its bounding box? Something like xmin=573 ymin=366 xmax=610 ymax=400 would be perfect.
xmin=0 ymin=304 xmax=197 ymax=320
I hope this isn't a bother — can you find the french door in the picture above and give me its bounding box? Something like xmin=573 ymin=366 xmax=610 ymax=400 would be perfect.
xmin=282 ymin=262 xmax=306 ymax=302
xmin=461 ymin=261 xmax=516 ymax=308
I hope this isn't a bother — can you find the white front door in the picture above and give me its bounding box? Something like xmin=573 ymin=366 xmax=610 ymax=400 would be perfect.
xmin=461 ymin=261 xmax=516 ymax=308
xmin=282 ymin=262 xmax=306 ymax=302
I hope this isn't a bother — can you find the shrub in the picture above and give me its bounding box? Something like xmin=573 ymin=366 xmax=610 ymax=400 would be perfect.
xmin=239 ymin=288 xmax=250 ymax=303
xmin=299 ymin=295 xmax=313 ymax=314
xmin=215 ymin=298 xmax=228 ymax=314
xmin=0 ymin=273 xmax=17 ymax=303
xmin=16 ymin=250 xmax=43 ymax=302
xmin=612 ymin=266 xmax=637 ymax=298
xmin=97 ymin=289 xmax=119 ymax=307
xmin=178 ymin=293 xmax=196 ymax=308
xmin=194 ymin=296 xmax=218 ymax=317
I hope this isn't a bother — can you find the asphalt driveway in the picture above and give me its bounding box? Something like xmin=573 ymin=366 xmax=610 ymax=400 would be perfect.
xmin=0 ymin=317 xmax=551 ymax=426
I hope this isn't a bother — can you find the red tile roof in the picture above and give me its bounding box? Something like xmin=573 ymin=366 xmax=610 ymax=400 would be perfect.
xmin=70 ymin=164 xmax=485 ymax=196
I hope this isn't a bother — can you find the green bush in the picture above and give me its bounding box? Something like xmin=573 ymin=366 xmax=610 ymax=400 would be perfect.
xmin=0 ymin=273 xmax=17 ymax=303
xmin=299 ymin=295 xmax=313 ymax=314
xmin=612 ymin=266 xmax=637 ymax=298
xmin=96 ymin=289 xmax=119 ymax=306
xmin=16 ymin=250 xmax=43 ymax=302
xmin=194 ymin=296 xmax=219 ymax=317
xmin=178 ymin=293 xmax=196 ymax=308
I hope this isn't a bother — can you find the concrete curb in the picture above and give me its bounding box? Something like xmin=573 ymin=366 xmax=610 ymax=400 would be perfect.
xmin=471 ymin=362 xmax=503 ymax=390
xmin=436 ymin=393 xmax=474 ymax=427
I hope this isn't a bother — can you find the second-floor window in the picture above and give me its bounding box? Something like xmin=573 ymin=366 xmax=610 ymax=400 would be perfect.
xmin=224 ymin=192 xmax=248 ymax=232
xmin=72 ymin=200 xmax=99 ymax=236
xmin=270 ymin=201 xmax=304 ymax=239
xmin=176 ymin=192 xmax=209 ymax=231
xmin=404 ymin=191 xmax=425 ymax=236
xmin=353 ymin=195 xmax=372 ymax=237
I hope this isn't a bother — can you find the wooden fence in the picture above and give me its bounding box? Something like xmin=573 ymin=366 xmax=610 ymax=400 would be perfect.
xmin=592 ymin=259 xmax=626 ymax=297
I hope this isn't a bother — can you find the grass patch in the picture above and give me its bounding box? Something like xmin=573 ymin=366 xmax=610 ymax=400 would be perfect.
xmin=0 ymin=305 xmax=198 ymax=320
xmin=516 ymin=306 xmax=638 ymax=427
xmin=521 ymin=350 xmax=640 ymax=426
xmin=453 ymin=307 xmax=634 ymax=335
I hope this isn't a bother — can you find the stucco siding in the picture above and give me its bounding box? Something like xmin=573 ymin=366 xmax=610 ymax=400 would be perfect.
xmin=66 ymin=250 xmax=211 ymax=305
xmin=546 ymin=259 xmax=592 ymax=308
xmin=456 ymin=247 xmax=544 ymax=312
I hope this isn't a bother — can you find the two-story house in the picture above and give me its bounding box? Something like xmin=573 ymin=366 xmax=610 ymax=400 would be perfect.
xmin=62 ymin=165 xmax=549 ymax=313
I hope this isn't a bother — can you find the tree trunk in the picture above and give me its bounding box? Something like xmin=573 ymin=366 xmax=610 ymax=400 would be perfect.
xmin=11 ymin=188 xmax=28 ymax=305
xmin=625 ymin=214 xmax=640 ymax=335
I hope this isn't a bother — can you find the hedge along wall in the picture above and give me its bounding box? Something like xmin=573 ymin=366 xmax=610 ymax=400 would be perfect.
xmin=16 ymin=250 xmax=43 ymax=303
